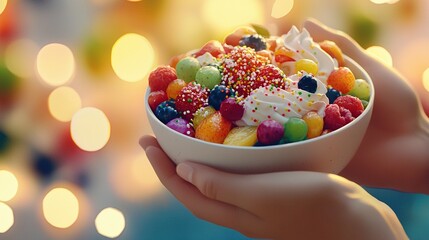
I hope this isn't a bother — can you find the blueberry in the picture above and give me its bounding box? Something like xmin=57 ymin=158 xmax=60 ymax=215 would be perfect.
xmin=298 ymin=75 xmax=317 ymax=93
xmin=208 ymin=85 xmax=235 ymax=110
xmin=155 ymin=100 xmax=179 ymax=123
xmin=326 ymin=87 xmax=341 ymax=104
xmin=239 ymin=34 xmax=267 ymax=51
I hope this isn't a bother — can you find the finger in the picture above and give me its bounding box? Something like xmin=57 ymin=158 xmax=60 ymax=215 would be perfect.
xmin=139 ymin=135 xmax=159 ymax=151
xmin=144 ymin=146 xmax=261 ymax=235
xmin=176 ymin=162 xmax=259 ymax=211
xmin=303 ymin=18 xmax=366 ymax=62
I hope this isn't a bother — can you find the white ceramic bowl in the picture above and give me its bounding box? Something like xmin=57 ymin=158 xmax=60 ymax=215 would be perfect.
xmin=145 ymin=56 xmax=374 ymax=174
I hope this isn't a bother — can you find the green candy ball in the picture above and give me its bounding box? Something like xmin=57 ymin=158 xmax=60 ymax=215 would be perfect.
xmin=283 ymin=118 xmax=308 ymax=143
xmin=195 ymin=66 xmax=221 ymax=89
xmin=348 ymin=79 xmax=370 ymax=101
xmin=176 ymin=57 xmax=201 ymax=83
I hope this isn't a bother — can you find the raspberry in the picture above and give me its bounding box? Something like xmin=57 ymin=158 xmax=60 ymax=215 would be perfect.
xmin=148 ymin=66 xmax=177 ymax=91
xmin=333 ymin=95 xmax=364 ymax=118
xmin=253 ymin=64 xmax=287 ymax=90
xmin=220 ymin=46 xmax=265 ymax=98
xmin=176 ymin=82 xmax=209 ymax=121
xmin=324 ymin=104 xmax=354 ymax=130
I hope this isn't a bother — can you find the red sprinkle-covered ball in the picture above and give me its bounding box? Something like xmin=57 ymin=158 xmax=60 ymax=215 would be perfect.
xmin=333 ymin=95 xmax=364 ymax=118
xmin=324 ymin=104 xmax=355 ymax=130
xmin=220 ymin=46 xmax=265 ymax=98
xmin=148 ymin=65 xmax=177 ymax=91
xmin=176 ymin=82 xmax=209 ymax=121
xmin=254 ymin=64 xmax=287 ymax=90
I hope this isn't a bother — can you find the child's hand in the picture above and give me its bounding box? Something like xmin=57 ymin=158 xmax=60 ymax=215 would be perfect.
xmin=304 ymin=19 xmax=429 ymax=193
xmin=140 ymin=135 xmax=407 ymax=240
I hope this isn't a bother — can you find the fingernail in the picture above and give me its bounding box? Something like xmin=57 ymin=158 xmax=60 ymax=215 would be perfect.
xmin=177 ymin=163 xmax=193 ymax=183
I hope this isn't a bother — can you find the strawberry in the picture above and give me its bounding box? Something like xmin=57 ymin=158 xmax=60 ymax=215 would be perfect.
xmin=176 ymin=82 xmax=209 ymax=121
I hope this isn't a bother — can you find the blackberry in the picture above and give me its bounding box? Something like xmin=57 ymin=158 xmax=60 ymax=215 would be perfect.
xmin=208 ymin=85 xmax=235 ymax=110
xmin=326 ymin=87 xmax=341 ymax=104
xmin=155 ymin=100 xmax=179 ymax=124
xmin=298 ymin=75 xmax=317 ymax=93
xmin=239 ymin=34 xmax=267 ymax=51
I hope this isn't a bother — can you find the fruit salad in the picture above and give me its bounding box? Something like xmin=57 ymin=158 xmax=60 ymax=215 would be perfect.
xmin=147 ymin=25 xmax=371 ymax=146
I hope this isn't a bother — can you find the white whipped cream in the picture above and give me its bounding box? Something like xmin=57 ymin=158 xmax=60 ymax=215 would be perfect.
xmin=236 ymin=75 xmax=329 ymax=126
xmin=277 ymin=26 xmax=337 ymax=84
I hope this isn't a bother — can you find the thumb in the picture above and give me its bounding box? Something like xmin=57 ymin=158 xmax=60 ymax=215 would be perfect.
xmin=303 ymin=18 xmax=366 ymax=62
xmin=176 ymin=162 xmax=252 ymax=208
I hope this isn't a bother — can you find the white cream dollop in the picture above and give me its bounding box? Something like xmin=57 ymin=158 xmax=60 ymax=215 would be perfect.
xmin=277 ymin=26 xmax=337 ymax=84
xmin=236 ymin=74 xmax=329 ymax=126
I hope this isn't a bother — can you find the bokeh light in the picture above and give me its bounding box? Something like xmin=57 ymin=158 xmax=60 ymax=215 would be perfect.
xmin=0 ymin=0 xmax=6 ymax=16
xmin=42 ymin=188 xmax=79 ymax=229
xmin=4 ymin=39 xmax=38 ymax=78
xmin=271 ymin=0 xmax=294 ymax=19
xmin=366 ymin=46 xmax=393 ymax=67
xmin=370 ymin=0 xmax=400 ymax=4
xmin=423 ymin=68 xmax=429 ymax=93
xmin=0 ymin=170 xmax=18 ymax=202
xmin=202 ymin=0 xmax=264 ymax=32
xmin=48 ymin=86 xmax=82 ymax=122
xmin=70 ymin=107 xmax=111 ymax=152
xmin=110 ymin=153 xmax=163 ymax=202
xmin=36 ymin=43 xmax=75 ymax=86
xmin=0 ymin=202 xmax=14 ymax=233
xmin=95 ymin=207 xmax=125 ymax=238
xmin=111 ymin=33 xmax=154 ymax=82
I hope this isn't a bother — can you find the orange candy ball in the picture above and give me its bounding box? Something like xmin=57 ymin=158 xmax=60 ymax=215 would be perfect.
xmin=327 ymin=67 xmax=355 ymax=94
xmin=195 ymin=111 xmax=232 ymax=144
xmin=166 ymin=79 xmax=187 ymax=99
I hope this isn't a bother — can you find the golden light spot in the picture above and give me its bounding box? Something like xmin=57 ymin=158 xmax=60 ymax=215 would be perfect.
xmin=95 ymin=208 xmax=126 ymax=238
xmin=43 ymin=188 xmax=79 ymax=229
xmin=366 ymin=46 xmax=393 ymax=67
xmin=36 ymin=43 xmax=75 ymax=86
xmin=423 ymin=68 xmax=429 ymax=92
xmin=0 ymin=0 xmax=6 ymax=16
xmin=0 ymin=170 xmax=18 ymax=202
xmin=4 ymin=39 xmax=38 ymax=78
xmin=0 ymin=202 xmax=13 ymax=233
xmin=202 ymin=0 xmax=264 ymax=32
xmin=271 ymin=0 xmax=294 ymax=19
xmin=370 ymin=0 xmax=400 ymax=4
xmin=111 ymin=33 xmax=154 ymax=82
xmin=111 ymin=153 xmax=163 ymax=201
xmin=48 ymin=87 xmax=82 ymax=122
xmin=70 ymin=107 xmax=111 ymax=152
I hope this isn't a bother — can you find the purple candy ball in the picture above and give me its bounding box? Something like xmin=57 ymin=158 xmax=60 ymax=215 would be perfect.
xmin=257 ymin=119 xmax=284 ymax=145
xmin=166 ymin=118 xmax=195 ymax=137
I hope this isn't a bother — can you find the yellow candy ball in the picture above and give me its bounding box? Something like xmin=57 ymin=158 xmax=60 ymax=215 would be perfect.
xmin=302 ymin=111 xmax=323 ymax=139
xmin=295 ymin=59 xmax=318 ymax=75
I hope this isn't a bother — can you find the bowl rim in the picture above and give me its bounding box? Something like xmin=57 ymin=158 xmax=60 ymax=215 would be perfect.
xmin=145 ymin=55 xmax=375 ymax=150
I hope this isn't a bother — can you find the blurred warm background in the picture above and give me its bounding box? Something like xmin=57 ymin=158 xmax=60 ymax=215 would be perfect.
xmin=0 ymin=0 xmax=428 ymax=239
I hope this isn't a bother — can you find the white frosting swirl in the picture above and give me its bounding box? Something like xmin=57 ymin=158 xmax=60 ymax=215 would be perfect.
xmin=236 ymin=74 xmax=329 ymax=126
xmin=278 ymin=26 xmax=337 ymax=84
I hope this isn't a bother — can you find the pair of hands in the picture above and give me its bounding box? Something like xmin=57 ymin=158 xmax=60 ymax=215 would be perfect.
xmin=141 ymin=19 xmax=427 ymax=239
